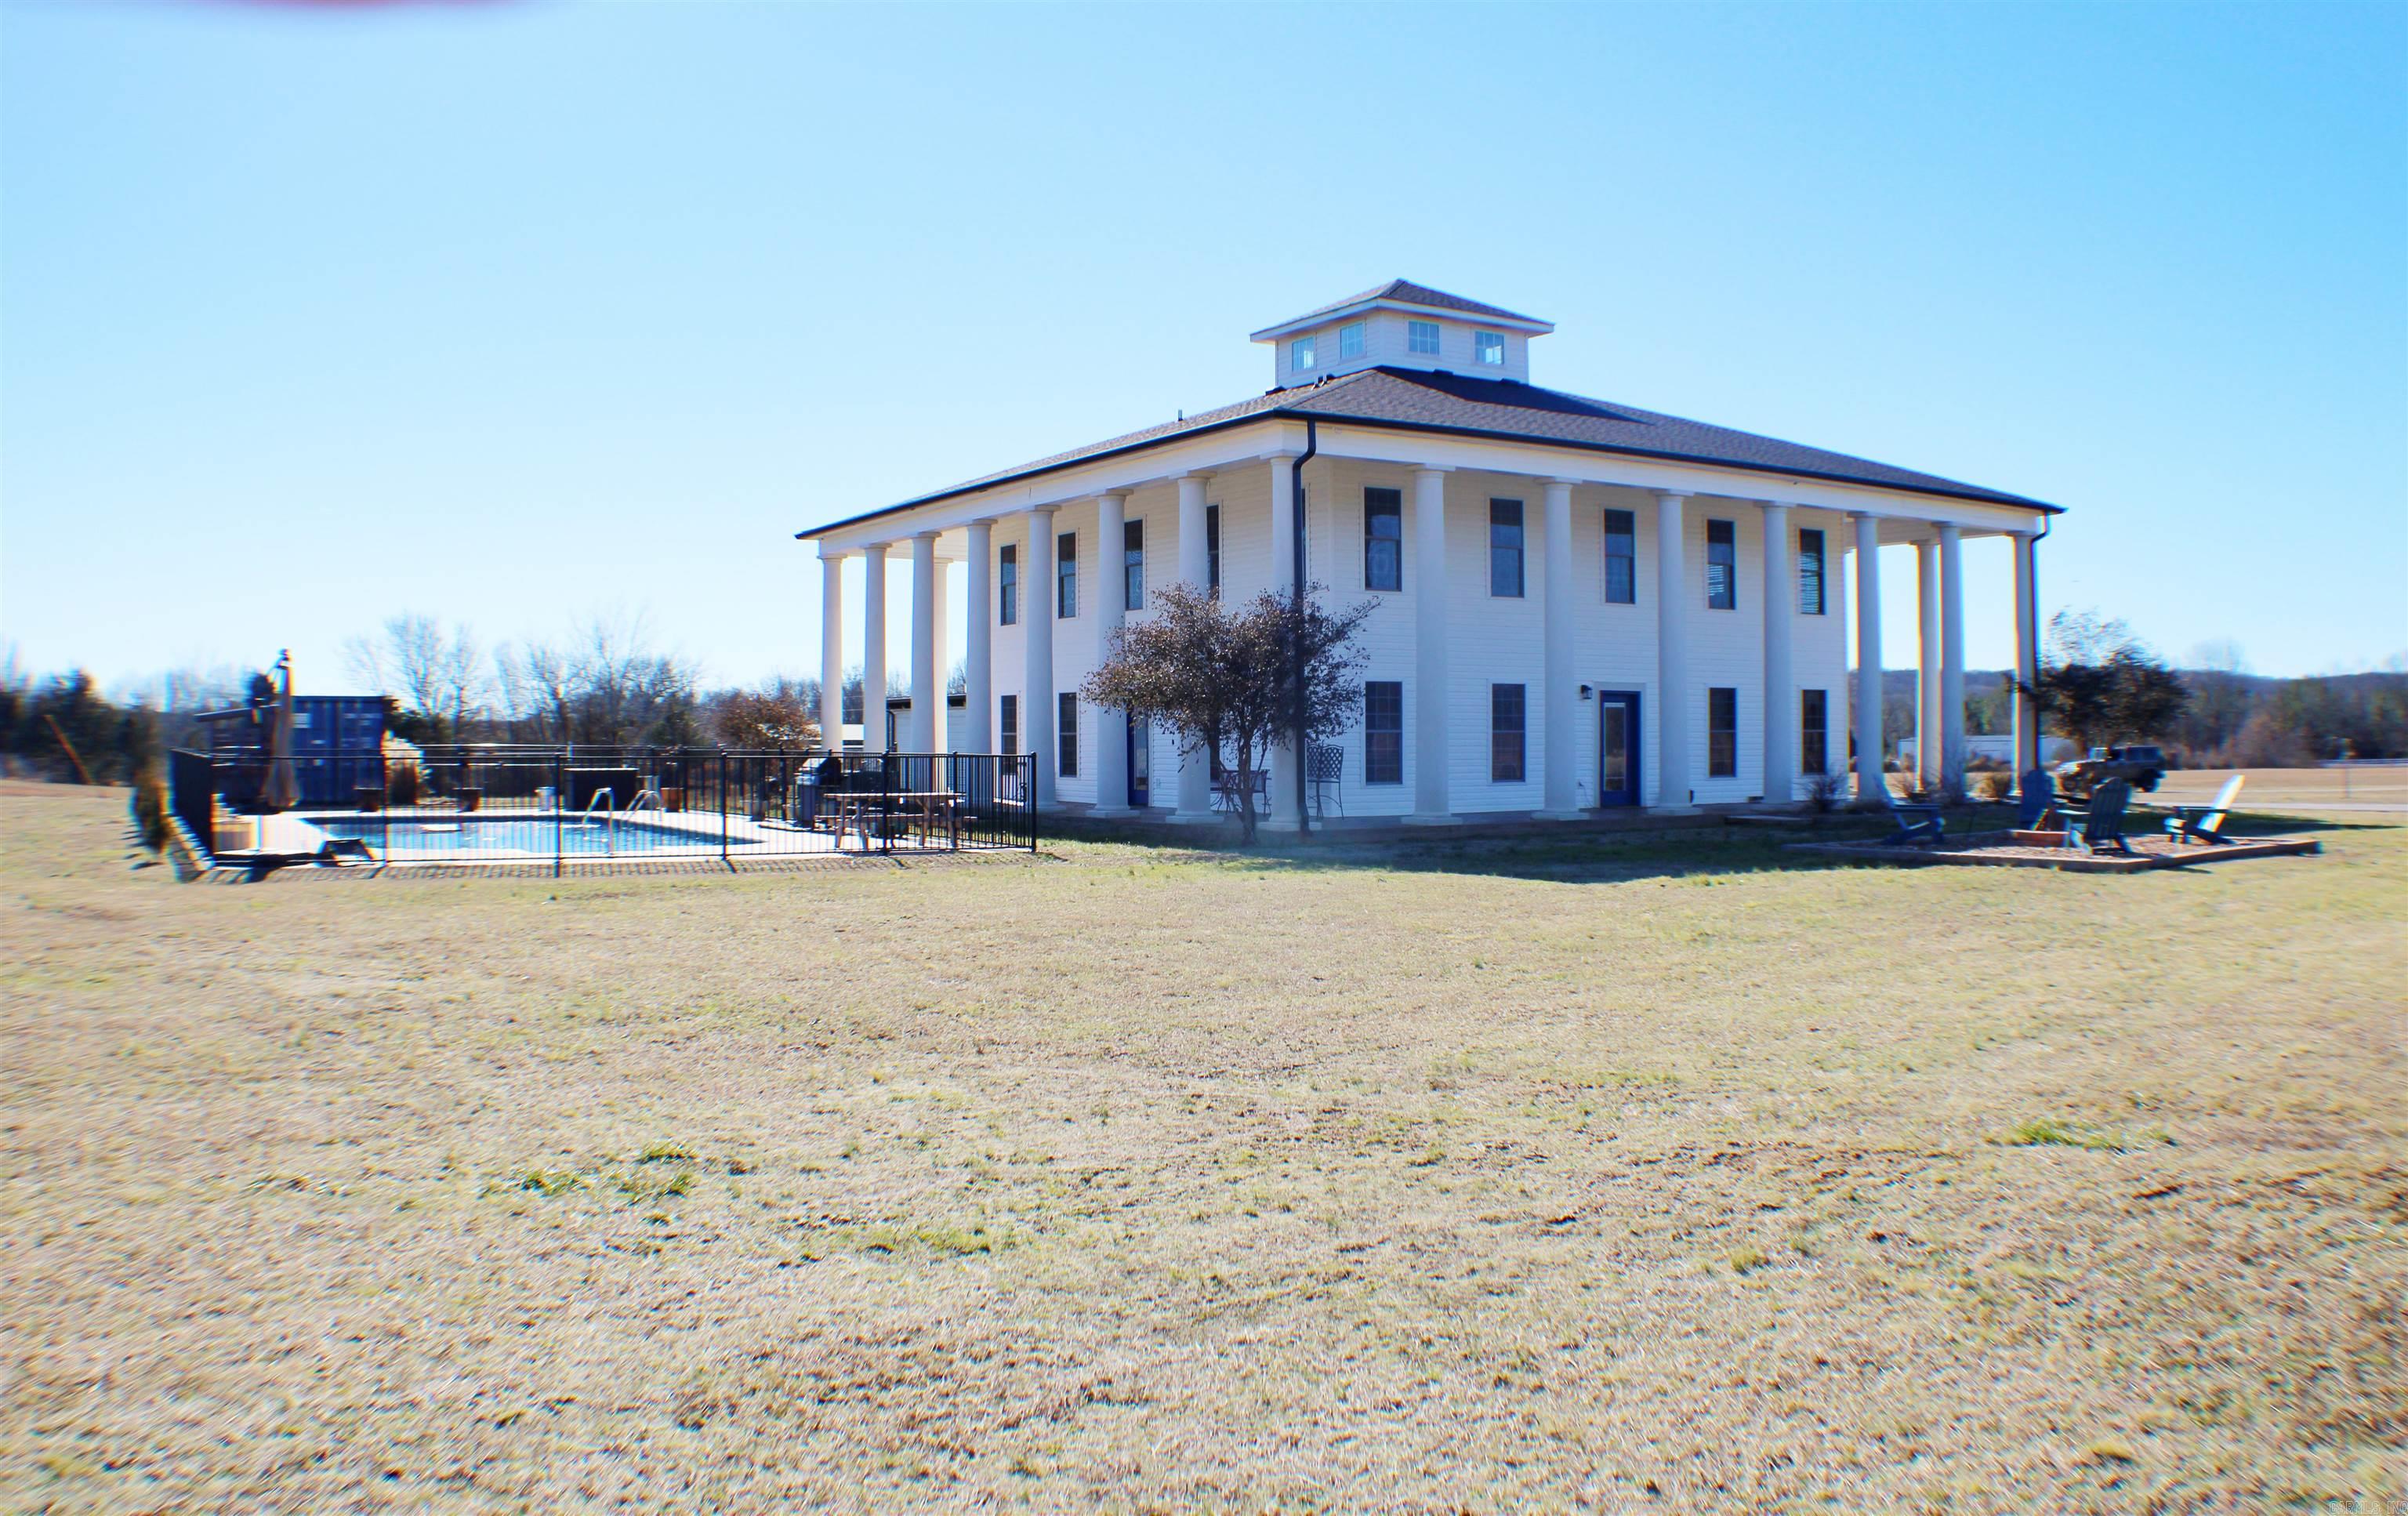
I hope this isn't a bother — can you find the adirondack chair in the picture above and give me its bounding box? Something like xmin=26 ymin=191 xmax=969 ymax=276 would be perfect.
xmin=2164 ymin=774 xmax=2244 ymax=846
xmin=2015 ymin=768 xmax=2055 ymax=829
xmin=1880 ymin=785 xmax=1946 ymax=847
xmin=2060 ymin=777 xmax=2135 ymax=854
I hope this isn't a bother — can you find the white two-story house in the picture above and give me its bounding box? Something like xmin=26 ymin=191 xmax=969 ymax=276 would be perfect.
xmin=798 ymin=281 xmax=2060 ymax=828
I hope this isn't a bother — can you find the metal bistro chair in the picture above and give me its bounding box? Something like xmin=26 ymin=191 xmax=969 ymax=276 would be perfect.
xmin=1307 ymin=743 xmax=1346 ymax=820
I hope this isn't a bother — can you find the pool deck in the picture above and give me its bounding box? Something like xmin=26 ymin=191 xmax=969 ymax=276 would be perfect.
xmin=212 ymin=805 xmax=999 ymax=868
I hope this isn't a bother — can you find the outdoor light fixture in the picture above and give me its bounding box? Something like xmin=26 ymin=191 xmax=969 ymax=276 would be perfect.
xmin=1579 ymin=684 xmax=1593 ymax=699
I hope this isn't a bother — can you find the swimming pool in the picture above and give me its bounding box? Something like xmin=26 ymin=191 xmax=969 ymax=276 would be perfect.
xmin=308 ymin=813 xmax=763 ymax=860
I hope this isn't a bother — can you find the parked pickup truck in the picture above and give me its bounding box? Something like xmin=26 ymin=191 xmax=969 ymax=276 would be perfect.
xmin=2053 ymin=745 xmax=2168 ymax=799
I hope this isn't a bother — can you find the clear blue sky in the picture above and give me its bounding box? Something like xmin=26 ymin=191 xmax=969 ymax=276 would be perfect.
xmin=4 ymin=1 xmax=2402 ymax=696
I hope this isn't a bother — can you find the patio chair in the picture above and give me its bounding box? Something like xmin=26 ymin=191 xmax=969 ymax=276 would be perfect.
xmin=2163 ymin=774 xmax=2244 ymax=847
xmin=2060 ymin=777 xmax=2135 ymax=855
xmin=1878 ymin=785 xmax=1946 ymax=847
xmin=2015 ymin=768 xmax=2055 ymax=829
xmin=1307 ymin=743 xmax=1346 ymax=820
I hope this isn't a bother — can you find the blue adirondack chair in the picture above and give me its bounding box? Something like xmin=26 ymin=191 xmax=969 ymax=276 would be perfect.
xmin=2016 ymin=768 xmax=2055 ymax=829
xmin=2062 ymin=777 xmax=2135 ymax=855
xmin=2164 ymin=775 xmax=2243 ymax=846
xmin=1880 ymin=785 xmax=1946 ymax=847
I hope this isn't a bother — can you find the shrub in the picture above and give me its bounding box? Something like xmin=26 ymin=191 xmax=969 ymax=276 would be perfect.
xmin=129 ymin=771 xmax=172 ymax=854
xmin=386 ymin=762 xmax=421 ymax=807
xmin=1975 ymin=771 xmax=2014 ymax=802
xmin=1802 ymin=770 xmax=1846 ymax=814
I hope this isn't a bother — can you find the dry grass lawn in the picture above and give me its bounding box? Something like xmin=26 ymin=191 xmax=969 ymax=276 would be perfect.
xmin=3 ymin=783 xmax=2403 ymax=1513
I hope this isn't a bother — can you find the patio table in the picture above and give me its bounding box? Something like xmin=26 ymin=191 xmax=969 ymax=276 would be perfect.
xmin=825 ymin=789 xmax=963 ymax=850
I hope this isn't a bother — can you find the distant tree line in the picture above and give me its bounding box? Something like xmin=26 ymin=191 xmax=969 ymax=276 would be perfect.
xmin=1855 ymin=609 xmax=2407 ymax=768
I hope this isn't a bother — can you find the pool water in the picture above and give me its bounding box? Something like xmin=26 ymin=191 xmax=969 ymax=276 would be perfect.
xmin=310 ymin=813 xmax=758 ymax=859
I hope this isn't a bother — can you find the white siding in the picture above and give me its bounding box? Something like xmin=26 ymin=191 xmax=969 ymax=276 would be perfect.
xmin=979 ymin=462 xmax=1877 ymax=821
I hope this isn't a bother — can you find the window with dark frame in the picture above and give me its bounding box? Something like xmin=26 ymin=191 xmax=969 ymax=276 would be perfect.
xmin=999 ymin=694 xmax=1018 ymax=756
xmin=1206 ymin=504 xmax=1220 ymax=593
xmin=1706 ymin=519 xmax=1737 ymax=609
xmin=1491 ymin=684 xmax=1526 ymax=782
xmin=1364 ymin=488 xmax=1402 ymax=592
xmin=1801 ymin=688 xmax=1828 ymax=775
xmin=1603 ymin=509 xmax=1636 ymax=604
xmin=999 ymin=544 xmax=1018 ymax=626
xmin=1123 ymin=520 xmax=1144 ymax=611
xmin=1057 ymin=531 xmax=1077 ymax=619
xmin=1364 ymin=680 xmax=1402 ymax=785
xmin=1057 ymin=693 xmax=1079 ymax=778
xmin=1798 ymin=528 xmax=1827 ymax=615
xmin=1489 ymin=499 xmax=1525 ymax=597
xmin=1709 ymin=687 xmax=1738 ymax=778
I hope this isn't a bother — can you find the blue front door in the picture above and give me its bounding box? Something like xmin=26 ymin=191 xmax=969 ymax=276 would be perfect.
xmin=1127 ymin=720 xmax=1151 ymax=807
xmin=1597 ymin=692 xmax=1641 ymax=806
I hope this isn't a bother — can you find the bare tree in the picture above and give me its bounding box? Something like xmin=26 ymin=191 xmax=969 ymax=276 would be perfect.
xmin=1083 ymin=582 xmax=1369 ymax=842
xmin=346 ymin=614 xmax=485 ymax=738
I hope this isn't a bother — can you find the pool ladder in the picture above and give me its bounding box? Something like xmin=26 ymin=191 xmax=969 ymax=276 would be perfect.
xmin=578 ymin=788 xmax=618 ymax=856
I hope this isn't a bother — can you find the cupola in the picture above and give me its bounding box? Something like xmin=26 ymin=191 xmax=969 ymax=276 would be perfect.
xmin=1248 ymin=280 xmax=1554 ymax=387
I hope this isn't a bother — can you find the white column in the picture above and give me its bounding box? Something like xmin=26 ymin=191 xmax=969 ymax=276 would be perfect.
xmin=1171 ymin=474 xmax=1215 ymax=821
xmin=1852 ymin=513 xmax=1884 ymax=803
xmin=963 ymin=520 xmax=993 ymax=753
xmin=1264 ymin=455 xmax=1302 ymax=829
xmin=861 ymin=543 xmax=889 ymax=754
xmin=1916 ymin=539 xmax=1942 ymax=787
xmin=1760 ymin=502 xmax=1794 ymax=803
xmin=2012 ymin=529 xmax=2039 ymax=784
xmin=1653 ymin=491 xmax=1695 ymax=813
xmin=1090 ymin=492 xmax=1133 ymax=816
xmin=818 ymin=549 xmax=844 ymax=751
xmin=1405 ymin=466 xmax=1454 ymax=824
xmin=1536 ymin=478 xmax=1580 ymax=818
xmin=908 ymin=532 xmax=937 ymax=753
xmin=1938 ymin=523 xmax=1966 ymax=790
xmin=1024 ymin=507 xmax=1056 ymax=809
xmin=931 ymin=553 xmax=952 ymax=752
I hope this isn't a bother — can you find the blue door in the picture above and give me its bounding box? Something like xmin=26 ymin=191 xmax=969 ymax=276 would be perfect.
xmin=1597 ymin=691 xmax=1641 ymax=806
xmin=1127 ymin=720 xmax=1151 ymax=807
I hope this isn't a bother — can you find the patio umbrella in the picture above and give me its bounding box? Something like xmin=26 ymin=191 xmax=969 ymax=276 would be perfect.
xmin=261 ymin=650 xmax=300 ymax=812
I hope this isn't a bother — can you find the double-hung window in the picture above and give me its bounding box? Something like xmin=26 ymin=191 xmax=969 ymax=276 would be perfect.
xmin=1407 ymin=320 xmax=1441 ymax=356
xmin=1057 ymin=531 xmax=1077 ymax=618
xmin=1603 ymin=509 xmax=1636 ymax=604
xmin=999 ymin=694 xmax=1018 ymax=756
xmin=1474 ymin=331 xmax=1504 ymax=366
xmin=1363 ymin=488 xmax=1402 ymax=592
xmin=1338 ymin=321 xmax=1365 ymax=360
xmin=1489 ymin=499 xmax=1525 ymax=597
xmin=1801 ymin=689 xmax=1828 ymax=775
xmin=1708 ymin=687 xmax=1738 ymax=778
xmin=1057 ymin=694 xmax=1079 ymax=778
xmin=1364 ymin=681 xmax=1402 ymax=785
xmin=1123 ymin=520 xmax=1144 ymax=611
xmin=1491 ymin=684 xmax=1526 ymax=782
xmin=998 ymin=545 xmax=1018 ymax=626
xmin=1292 ymin=335 xmax=1317 ymax=372
xmin=1206 ymin=504 xmax=1220 ymax=593
xmin=1706 ymin=520 xmax=1737 ymax=609
xmin=1798 ymin=528 xmax=1827 ymax=615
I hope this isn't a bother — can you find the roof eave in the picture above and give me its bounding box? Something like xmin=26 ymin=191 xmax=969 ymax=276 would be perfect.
xmin=796 ymin=405 xmax=2058 ymax=543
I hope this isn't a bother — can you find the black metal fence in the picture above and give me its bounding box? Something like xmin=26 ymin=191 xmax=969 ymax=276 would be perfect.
xmin=169 ymin=745 xmax=1038 ymax=870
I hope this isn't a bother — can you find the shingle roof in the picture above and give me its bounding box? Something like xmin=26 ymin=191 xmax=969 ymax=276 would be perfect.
xmin=805 ymin=366 xmax=2054 ymax=535
xmin=1284 ymin=279 xmax=1546 ymax=328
